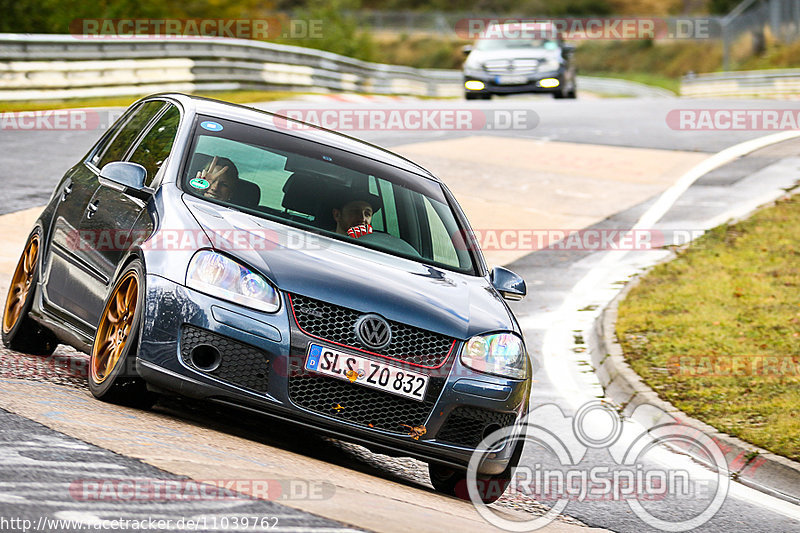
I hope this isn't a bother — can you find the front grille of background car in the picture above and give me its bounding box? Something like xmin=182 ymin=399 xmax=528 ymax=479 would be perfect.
xmin=180 ymin=325 xmax=270 ymax=393
xmin=287 ymin=341 xmax=447 ymax=435
xmin=483 ymin=59 xmax=539 ymax=75
xmin=436 ymin=407 xmax=517 ymax=448
xmin=289 ymin=294 xmax=455 ymax=368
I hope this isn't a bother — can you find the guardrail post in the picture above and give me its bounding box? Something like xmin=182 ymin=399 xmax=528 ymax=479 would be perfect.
xmin=722 ymin=21 xmax=731 ymax=71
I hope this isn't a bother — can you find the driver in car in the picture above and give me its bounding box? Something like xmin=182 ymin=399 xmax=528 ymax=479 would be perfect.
xmin=332 ymin=191 xmax=382 ymax=238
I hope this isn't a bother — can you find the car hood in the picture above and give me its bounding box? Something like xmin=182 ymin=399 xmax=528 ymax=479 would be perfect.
xmin=183 ymin=196 xmax=516 ymax=340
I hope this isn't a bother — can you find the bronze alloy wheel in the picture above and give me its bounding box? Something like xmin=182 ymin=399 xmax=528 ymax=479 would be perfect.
xmin=3 ymin=234 xmax=39 ymax=334
xmin=91 ymin=270 xmax=139 ymax=384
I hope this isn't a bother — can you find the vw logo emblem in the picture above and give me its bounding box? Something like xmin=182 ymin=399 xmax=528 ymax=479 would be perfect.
xmin=354 ymin=314 xmax=392 ymax=350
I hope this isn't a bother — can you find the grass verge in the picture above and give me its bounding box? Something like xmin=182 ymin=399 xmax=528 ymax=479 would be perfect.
xmin=617 ymin=193 xmax=800 ymax=461
xmin=0 ymin=90 xmax=313 ymax=113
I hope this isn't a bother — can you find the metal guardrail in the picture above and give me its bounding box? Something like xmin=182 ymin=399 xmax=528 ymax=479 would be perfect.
xmin=0 ymin=34 xmax=463 ymax=101
xmin=577 ymin=76 xmax=675 ymax=98
xmin=0 ymin=34 xmax=676 ymax=101
xmin=681 ymin=68 xmax=800 ymax=98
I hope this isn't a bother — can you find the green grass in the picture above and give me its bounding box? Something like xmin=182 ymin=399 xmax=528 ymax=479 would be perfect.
xmin=617 ymin=194 xmax=800 ymax=461
xmin=0 ymin=90 xmax=312 ymax=113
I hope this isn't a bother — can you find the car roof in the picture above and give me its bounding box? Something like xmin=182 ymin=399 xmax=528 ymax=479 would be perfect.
xmin=149 ymin=93 xmax=438 ymax=181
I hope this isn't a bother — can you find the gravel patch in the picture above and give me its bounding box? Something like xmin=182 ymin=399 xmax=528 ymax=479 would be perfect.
xmin=328 ymin=439 xmax=588 ymax=527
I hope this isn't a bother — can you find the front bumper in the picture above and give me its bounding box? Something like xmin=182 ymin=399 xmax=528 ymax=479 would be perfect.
xmin=463 ymin=71 xmax=564 ymax=95
xmin=137 ymin=275 xmax=531 ymax=475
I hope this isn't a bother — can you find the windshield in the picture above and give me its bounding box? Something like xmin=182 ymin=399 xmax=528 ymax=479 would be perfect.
xmin=182 ymin=116 xmax=477 ymax=274
xmin=475 ymin=37 xmax=560 ymax=52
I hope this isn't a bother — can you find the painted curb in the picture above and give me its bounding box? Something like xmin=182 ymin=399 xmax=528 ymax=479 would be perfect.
xmin=589 ymin=239 xmax=800 ymax=506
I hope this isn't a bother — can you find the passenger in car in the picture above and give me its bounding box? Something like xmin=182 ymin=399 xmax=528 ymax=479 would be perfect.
xmin=332 ymin=190 xmax=382 ymax=238
xmin=195 ymin=156 xmax=239 ymax=202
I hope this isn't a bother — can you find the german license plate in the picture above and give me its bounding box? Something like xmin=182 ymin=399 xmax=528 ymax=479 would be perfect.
xmin=305 ymin=344 xmax=429 ymax=402
xmin=495 ymin=75 xmax=528 ymax=85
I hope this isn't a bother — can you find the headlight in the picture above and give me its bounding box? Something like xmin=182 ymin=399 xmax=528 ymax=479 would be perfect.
xmin=463 ymin=62 xmax=484 ymax=76
xmin=461 ymin=333 xmax=527 ymax=379
xmin=186 ymin=250 xmax=280 ymax=313
xmin=538 ymin=60 xmax=561 ymax=72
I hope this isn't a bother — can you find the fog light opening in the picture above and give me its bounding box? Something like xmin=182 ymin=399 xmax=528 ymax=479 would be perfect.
xmin=483 ymin=423 xmax=502 ymax=441
xmin=539 ymin=78 xmax=560 ymax=88
xmin=190 ymin=344 xmax=221 ymax=372
xmin=465 ymin=80 xmax=485 ymax=91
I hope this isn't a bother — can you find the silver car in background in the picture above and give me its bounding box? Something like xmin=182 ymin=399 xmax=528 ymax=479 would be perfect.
xmin=463 ymin=22 xmax=577 ymax=100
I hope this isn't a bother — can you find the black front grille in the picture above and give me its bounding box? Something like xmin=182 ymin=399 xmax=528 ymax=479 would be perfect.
xmin=437 ymin=407 xmax=517 ymax=448
xmin=290 ymin=294 xmax=454 ymax=368
xmin=180 ymin=325 xmax=270 ymax=393
xmin=287 ymin=348 xmax=444 ymax=435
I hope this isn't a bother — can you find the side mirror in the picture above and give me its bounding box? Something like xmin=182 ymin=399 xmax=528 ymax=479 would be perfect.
xmin=462 ymin=44 xmax=473 ymax=56
xmin=99 ymin=161 xmax=148 ymax=192
xmin=491 ymin=267 xmax=526 ymax=301
xmin=561 ymin=44 xmax=575 ymax=57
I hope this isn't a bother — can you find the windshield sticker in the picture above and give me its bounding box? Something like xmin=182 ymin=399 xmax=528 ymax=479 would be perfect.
xmin=189 ymin=177 xmax=210 ymax=190
xmin=200 ymin=121 xmax=224 ymax=132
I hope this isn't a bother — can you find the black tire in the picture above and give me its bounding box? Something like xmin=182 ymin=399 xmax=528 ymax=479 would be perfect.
xmin=566 ymin=87 xmax=577 ymax=99
xmin=88 ymin=259 xmax=156 ymax=409
xmin=428 ymin=439 xmax=524 ymax=504
xmin=2 ymin=229 xmax=57 ymax=355
xmin=465 ymin=93 xmax=480 ymax=100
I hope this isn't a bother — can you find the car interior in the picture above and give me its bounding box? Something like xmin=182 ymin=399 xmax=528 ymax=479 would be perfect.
xmin=184 ymin=139 xmax=472 ymax=272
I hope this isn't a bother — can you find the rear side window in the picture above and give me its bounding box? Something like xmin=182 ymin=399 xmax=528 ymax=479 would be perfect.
xmin=129 ymin=105 xmax=181 ymax=187
xmin=94 ymin=101 xmax=165 ymax=169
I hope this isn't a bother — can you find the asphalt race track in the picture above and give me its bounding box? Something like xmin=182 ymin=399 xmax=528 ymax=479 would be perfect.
xmin=1 ymin=94 xmax=799 ymax=532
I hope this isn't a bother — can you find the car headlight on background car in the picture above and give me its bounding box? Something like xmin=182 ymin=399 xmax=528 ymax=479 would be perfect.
xmin=186 ymin=250 xmax=280 ymax=313
xmin=537 ymin=59 xmax=561 ymax=72
xmin=463 ymin=61 xmax=484 ymax=77
xmin=461 ymin=333 xmax=527 ymax=379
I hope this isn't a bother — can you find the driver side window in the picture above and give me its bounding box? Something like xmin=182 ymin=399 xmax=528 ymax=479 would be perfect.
xmin=93 ymin=101 xmax=165 ymax=170
xmin=128 ymin=105 xmax=181 ymax=187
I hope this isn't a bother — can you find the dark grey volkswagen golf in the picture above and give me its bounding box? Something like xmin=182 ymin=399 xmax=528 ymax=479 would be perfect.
xmin=2 ymin=93 xmax=530 ymax=502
